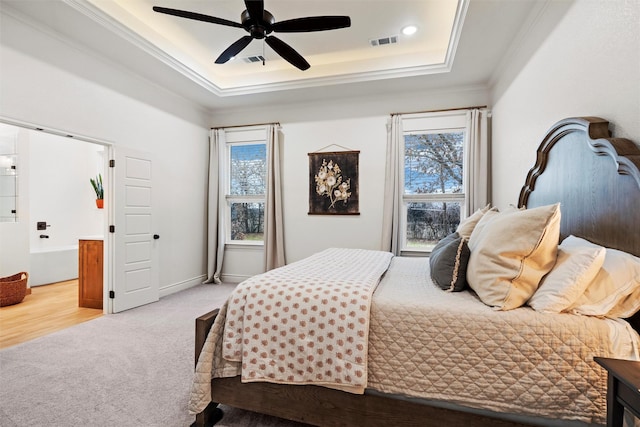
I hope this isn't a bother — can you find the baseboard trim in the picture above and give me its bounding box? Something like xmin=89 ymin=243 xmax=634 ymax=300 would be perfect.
xmin=220 ymin=273 xmax=249 ymax=284
xmin=159 ymin=274 xmax=207 ymax=298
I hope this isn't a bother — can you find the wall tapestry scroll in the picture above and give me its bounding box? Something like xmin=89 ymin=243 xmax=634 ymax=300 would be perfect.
xmin=308 ymin=150 xmax=359 ymax=215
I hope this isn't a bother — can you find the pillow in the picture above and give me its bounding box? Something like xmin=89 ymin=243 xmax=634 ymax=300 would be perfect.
xmin=429 ymin=232 xmax=470 ymax=292
xmin=527 ymin=242 xmax=606 ymax=313
xmin=607 ymin=287 xmax=640 ymax=318
xmin=467 ymin=208 xmax=500 ymax=251
xmin=466 ymin=203 xmax=561 ymax=310
xmin=565 ymin=236 xmax=640 ymax=318
xmin=456 ymin=204 xmax=493 ymax=240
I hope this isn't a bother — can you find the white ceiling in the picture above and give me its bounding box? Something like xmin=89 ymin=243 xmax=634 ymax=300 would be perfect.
xmin=91 ymin=0 xmax=463 ymax=90
xmin=1 ymin=0 xmax=547 ymax=113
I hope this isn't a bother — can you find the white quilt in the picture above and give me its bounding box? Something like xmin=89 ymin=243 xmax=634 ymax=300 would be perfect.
xmin=368 ymin=257 xmax=639 ymax=425
xmin=189 ymin=254 xmax=640 ymax=425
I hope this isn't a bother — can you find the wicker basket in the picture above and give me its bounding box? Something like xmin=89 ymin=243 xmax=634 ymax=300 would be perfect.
xmin=0 ymin=272 xmax=28 ymax=307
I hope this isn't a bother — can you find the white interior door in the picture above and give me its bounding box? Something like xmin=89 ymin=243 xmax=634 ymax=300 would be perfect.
xmin=111 ymin=147 xmax=159 ymax=313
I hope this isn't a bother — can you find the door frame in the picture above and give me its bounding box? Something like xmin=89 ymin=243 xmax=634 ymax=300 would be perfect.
xmin=0 ymin=116 xmax=115 ymax=313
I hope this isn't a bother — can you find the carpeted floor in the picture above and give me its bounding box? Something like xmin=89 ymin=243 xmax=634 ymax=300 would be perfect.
xmin=0 ymin=283 xmax=309 ymax=427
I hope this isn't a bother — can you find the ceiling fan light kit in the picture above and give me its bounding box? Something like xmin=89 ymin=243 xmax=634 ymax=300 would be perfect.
xmin=152 ymin=0 xmax=351 ymax=71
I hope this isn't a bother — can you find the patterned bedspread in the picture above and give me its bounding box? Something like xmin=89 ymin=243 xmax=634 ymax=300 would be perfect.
xmin=188 ymin=248 xmax=392 ymax=414
xmin=222 ymin=248 xmax=393 ymax=389
xmin=189 ymin=254 xmax=640 ymax=425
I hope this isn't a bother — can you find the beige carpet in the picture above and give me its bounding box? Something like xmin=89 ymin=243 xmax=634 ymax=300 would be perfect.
xmin=0 ymin=283 xmax=310 ymax=427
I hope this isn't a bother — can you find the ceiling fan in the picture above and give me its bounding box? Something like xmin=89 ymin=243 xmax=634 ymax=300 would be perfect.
xmin=152 ymin=0 xmax=351 ymax=71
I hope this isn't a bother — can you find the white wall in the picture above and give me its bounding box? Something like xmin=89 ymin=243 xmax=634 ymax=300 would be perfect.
xmin=282 ymin=116 xmax=388 ymax=263
xmin=0 ymin=10 xmax=210 ymax=295
xmin=221 ymin=117 xmax=391 ymax=282
xmin=26 ymin=130 xmax=104 ymax=286
xmin=28 ymin=130 xmax=104 ymax=252
xmin=218 ymin=0 xmax=640 ymax=280
xmin=490 ymin=0 xmax=640 ymax=209
xmin=218 ymin=89 xmax=490 ymax=280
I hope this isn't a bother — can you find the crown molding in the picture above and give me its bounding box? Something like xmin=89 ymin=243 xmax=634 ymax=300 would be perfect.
xmin=63 ymin=0 xmax=467 ymax=97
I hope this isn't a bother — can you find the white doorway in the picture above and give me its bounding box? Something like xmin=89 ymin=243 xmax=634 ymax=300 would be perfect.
xmin=0 ymin=118 xmax=159 ymax=316
xmin=0 ymin=120 xmax=107 ymax=310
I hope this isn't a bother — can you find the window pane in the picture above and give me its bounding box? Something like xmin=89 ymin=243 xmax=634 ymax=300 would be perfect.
xmin=404 ymin=132 xmax=464 ymax=195
xmin=406 ymin=201 xmax=460 ymax=249
xmin=230 ymin=144 xmax=266 ymax=195
xmin=230 ymin=202 xmax=264 ymax=241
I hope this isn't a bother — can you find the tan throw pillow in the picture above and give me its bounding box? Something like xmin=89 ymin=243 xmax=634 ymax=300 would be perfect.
xmin=467 ymin=203 xmax=561 ymax=310
xmin=456 ymin=204 xmax=493 ymax=240
xmin=467 ymin=208 xmax=500 ymax=251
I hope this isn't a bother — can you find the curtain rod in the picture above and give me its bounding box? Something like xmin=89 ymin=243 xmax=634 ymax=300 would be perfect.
xmin=211 ymin=122 xmax=280 ymax=130
xmin=390 ymin=105 xmax=488 ymax=116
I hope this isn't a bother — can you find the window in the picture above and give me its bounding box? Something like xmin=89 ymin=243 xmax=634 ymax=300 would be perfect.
xmin=401 ymin=112 xmax=467 ymax=252
xmin=225 ymin=128 xmax=267 ymax=244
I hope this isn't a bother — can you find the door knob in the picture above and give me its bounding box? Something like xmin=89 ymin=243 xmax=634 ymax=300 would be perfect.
xmin=153 ymin=234 xmax=160 ymax=240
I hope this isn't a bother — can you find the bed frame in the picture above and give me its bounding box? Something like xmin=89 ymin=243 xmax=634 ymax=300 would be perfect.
xmin=193 ymin=117 xmax=640 ymax=427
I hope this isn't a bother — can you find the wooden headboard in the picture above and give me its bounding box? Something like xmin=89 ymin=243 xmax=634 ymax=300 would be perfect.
xmin=518 ymin=117 xmax=640 ymax=332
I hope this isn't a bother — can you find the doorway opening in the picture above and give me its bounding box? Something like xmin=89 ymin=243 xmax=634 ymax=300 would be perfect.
xmin=0 ymin=119 xmax=112 ymax=348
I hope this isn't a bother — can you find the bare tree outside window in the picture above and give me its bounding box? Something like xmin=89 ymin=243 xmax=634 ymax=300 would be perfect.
xmin=229 ymin=144 xmax=266 ymax=241
xmin=230 ymin=202 xmax=265 ymax=241
xmin=404 ymin=132 xmax=464 ymax=249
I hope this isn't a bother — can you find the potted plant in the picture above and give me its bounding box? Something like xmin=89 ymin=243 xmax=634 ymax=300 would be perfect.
xmin=90 ymin=174 xmax=104 ymax=208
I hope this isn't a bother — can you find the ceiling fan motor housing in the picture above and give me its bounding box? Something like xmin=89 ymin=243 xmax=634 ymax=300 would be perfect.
xmin=241 ymin=9 xmax=274 ymax=39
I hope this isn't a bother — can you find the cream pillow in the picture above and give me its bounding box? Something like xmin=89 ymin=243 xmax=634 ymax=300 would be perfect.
xmin=467 ymin=209 xmax=500 ymax=251
xmin=467 ymin=203 xmax=561 ymax=310
xmin=527 ymin=241 xmax=606 ymax=313
xmin=456 ymin=204 xmax=493 ymax=241
xmin=565 ymin=236 xmax=640 ymax=317
xmin=607 ymin=287 xmax=640 ymax=318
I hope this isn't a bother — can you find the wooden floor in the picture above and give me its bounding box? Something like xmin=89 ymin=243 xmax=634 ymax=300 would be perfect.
xmin=0 ymin=280 xmax=103 ymax=350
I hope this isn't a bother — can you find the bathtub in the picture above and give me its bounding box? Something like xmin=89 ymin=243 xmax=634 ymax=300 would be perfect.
xmin=29 ymin=245 xmax=78 ymax=287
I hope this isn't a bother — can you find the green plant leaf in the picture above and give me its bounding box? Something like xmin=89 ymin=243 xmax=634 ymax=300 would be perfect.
xmin=90 ymin=173 xmax=104 ymax=199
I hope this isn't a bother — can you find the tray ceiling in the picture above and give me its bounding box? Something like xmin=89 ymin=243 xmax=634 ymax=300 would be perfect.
xmin=1 ymin=0 xmax=548 ymax=111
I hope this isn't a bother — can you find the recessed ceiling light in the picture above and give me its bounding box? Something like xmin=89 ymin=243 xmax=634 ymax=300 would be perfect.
xmin=402 ymin=25 xmax=417 ymax=36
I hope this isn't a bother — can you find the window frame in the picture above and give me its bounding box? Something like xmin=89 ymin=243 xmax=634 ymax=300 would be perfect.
xmin=223 ymin=128 xmax=268 ymax=246
xmin=400 ymin=112 xmax=469 ymax=254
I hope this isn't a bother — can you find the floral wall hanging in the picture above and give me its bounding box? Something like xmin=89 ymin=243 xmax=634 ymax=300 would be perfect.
xmin=308 ymin=150 xmax=359 ymax=215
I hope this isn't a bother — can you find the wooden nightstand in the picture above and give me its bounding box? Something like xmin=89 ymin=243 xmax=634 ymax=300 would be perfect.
xmin=595 ymin=357 xmax=640 ymax=427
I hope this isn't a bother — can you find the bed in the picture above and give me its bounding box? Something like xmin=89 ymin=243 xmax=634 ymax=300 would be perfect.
xmin=189 ymin=117 xmax=640 ymax=427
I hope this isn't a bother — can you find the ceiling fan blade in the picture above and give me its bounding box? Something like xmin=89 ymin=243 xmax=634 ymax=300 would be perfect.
xmin=265 ymin=36 xmax=310 ymax=71
xmin=272 ymin=16 xmax=351 ymax=33
xmin=244 ymin=0 xmax=264 ymax=21
xmin=215 ymin=36 xmax=254 ymax=64
xmin=152 ymin=6 xmax=244 ymax=29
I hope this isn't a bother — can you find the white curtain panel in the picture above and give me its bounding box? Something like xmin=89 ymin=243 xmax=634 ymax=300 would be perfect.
xmin=465 ymin=109 xmax=491 ymax=215
xmin=381 ymin=114 xmax=403 ymax=255
xmin=205 ymin=129 xmax=226 ymax=284
xmin=264 ymin=124 xmax=286 ymax=271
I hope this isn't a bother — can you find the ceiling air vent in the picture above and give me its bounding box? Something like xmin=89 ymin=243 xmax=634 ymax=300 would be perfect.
xmin=369 ymin=35 xmax=398 ymax=47
xmin=243 ymin=55 xmax=265 ymax=63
